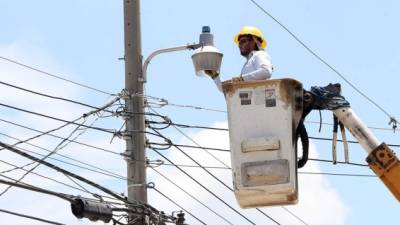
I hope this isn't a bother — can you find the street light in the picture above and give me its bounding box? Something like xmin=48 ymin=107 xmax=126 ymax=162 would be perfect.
xmin=191 ymin=26 xmax=223 ymax=77
xmin=142 ymin=26 xmax=223 ymax=82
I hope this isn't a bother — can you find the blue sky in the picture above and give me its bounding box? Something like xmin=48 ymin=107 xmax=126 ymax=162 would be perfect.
xmin=1 ymin=0 xmax=399 ymax=224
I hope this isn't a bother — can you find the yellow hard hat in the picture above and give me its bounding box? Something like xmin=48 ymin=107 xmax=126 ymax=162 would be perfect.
xmin=234 ymin=26 xmax=267 ymax=49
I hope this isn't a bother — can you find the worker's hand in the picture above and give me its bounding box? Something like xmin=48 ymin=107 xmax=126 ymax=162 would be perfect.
xmin=204 ymin=70 xmax=219 ymax=79
xmin=232 ymin=76 xmax=244 ymax=83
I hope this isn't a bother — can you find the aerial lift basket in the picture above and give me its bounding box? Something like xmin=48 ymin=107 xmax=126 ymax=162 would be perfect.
xmin=222 ymin=79 xmax=303 ymax=208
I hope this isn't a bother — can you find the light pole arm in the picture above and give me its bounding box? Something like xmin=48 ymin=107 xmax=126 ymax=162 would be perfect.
xmin=142 ymin=43 xmax=201 ymax=82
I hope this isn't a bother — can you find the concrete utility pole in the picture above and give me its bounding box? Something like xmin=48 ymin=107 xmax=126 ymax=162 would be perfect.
xmin=123 ymin=0 xmax=147 ymax=223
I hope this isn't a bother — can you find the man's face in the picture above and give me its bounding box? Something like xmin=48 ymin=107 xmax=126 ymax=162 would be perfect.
xmin=238 ymin=35 xmax=255 ymax=57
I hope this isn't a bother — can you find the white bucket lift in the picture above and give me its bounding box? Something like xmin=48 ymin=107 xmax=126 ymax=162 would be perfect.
xmin=222 ymin=79 xmax=303 ymax=208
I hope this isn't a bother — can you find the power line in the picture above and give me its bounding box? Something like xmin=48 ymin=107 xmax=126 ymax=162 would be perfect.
xmin=306 ymin=158 xmax=368 ymax=167
xmin=0 ymin=56 xmax=113 ymax=96
xmin=0 ymin=80 xmax=115 ymax=112
xmin=158 ymin=162 xmax=374 ymax=178
xmin=0 ymin=116 xmax=82 ymax=152
xmin=150 ymin=132 xmax=281 ymax=225
xmin=147 ymin=142 xmax=230 ymax=152
xmin=0 ymin=118 xmax=122 ymax=156
xmin=0 ymin=102 xmax=117 ymax=134
xmin=0 ymin=116 xmax=95 ymax=196
xmin=0 ymin=141 xmax=133 ymax=204
xmin=149 ymin=119 xmax=400 ymax=134
xmin=0 ymin=159 xmax=95 ymax=196
xmin=146 ymin=95 xmax=226 ymax=113
xmin=5 ymin=144 xmax=128 ymax=182
xmin=0 ymin=208 xmax=65 ymax=225
xmin=148 ymin=108 xmax=230 ymax=168
xmin=298 ymin=171 xmax=376 ymax=178
xmin=0 ymin=132 xmax=125 ymax=180
xmin=0 ymin=174 xmax=152 ymax=221
xmin=305 ymin=120 xmax=400 ymax=132
xmin=150 ymin=167 xmax=234 ymax=225
xmin=247 ymin=0 xmax=398 ymax=127
xmin=150 ymin=147 xmax=258 ymax=225
xmin=281 ymin=207 xmax=307 ymax=225
xmin=151 ymin=186 xmax=207 ymax=225
xmin=147 ymin=119 xmax=400 ymax=149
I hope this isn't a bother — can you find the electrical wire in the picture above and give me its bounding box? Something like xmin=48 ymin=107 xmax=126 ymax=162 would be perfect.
xmin=281 ymin=207 xmax=308 ymax=225
xmin=0 ymin=56 xmax=113 ymax=96
xmin=148 ymin=108 xmax=230 ymax=168
xmin=298 ymin=171 xmax=376 ymax=178
xmin=146 ymin=95 xmax=226 ymax=113
xmin=0 ymin=80 xmax=115 ymax=112
xmin=150 ymin=167 xmax=234 ymax=225
xmin=0 ymin=208 xmax=65 ymax=225
xmin=305 ymin=120 xmax=400 ymax=132
xmin=147 ymin=142 xmax=230 ymax=152
xmin=247 ymin=0 xmax=398 ymax=128
xmin=0 ymin=118 xmax=122 ymax=156
xmin=0 ymin=159 xmax=97 ymax=196
xmin=0 ymin=116 xmax=92 ymax=196
xmin=147 ymin=119 xmax=400 ymax=150
xmin=150 ymin=147 xmax=258 ymax=225
xmin=0 ymin=116 xmax=82 ymax=152
xmin=151 ymin=187 xmax=207 ymax=225
xmin=5 ymin=145 xmax=128 ymax=181
xmin=0 ymin=174 xmax=143 ymax=217
xmin=0 ymin=141 xmax=134 ymax=204
xmin=0 ymin=132 xmax=125 ymax=179
xmin=158 ymin=162 xmax=374 ymax=178
xmin=0 ymin=102 xmax=116 ymax=134
xmin=302 ymin=158 xmax=368 ymax=167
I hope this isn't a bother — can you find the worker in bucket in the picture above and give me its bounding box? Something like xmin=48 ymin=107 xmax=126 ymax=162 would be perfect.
xmin=207 ymin=26 xmax=273 ymax=91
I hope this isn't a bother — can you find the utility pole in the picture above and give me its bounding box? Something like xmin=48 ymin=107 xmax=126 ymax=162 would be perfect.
xmin=123 ymin=0 xmax=147 ymax=224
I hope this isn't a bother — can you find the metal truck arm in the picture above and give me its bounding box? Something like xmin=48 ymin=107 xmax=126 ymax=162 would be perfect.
xmin=333 ymin=107 xmax=400 ymax=201
xmin=305 ymin=84 xmax=400 ymax=201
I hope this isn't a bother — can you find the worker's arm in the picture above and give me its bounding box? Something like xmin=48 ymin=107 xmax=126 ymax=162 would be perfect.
xmin=241 ymin=51 xmax=273 ymax=81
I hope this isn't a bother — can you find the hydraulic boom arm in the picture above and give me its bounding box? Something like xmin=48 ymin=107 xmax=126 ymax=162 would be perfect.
xmin=305 ymin=83 xmax=400 ymax=201
xmin=333 ymin=107 xmax=400 ymax=201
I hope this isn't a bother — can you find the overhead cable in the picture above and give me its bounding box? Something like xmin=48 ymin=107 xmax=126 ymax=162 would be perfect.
xmin=247 ymin=0 xmax=398 ymax=129
xmin=299 ymin=171 xmax=376 ymax=178
xmin=3 ymin=145 xmax=128 ymax=182
xmin=307 ymin=158 xmax=368 ymax=167
xmin=0 ymin=80 xmax=116 ymax=113
xmin=0 ymin=118 xmax=122 ymax=155
xmin=151 ymin=167 xmax=233 ymax=225
xmin=148 ymin=108 xmax=230 ymax=168
xmin=0 ymin=208 xmax=65 ymax=225
xmin=150 ymin=186 xmax=207 ymax=225
xmin=146 ymin=95 xmax=226 ymax=113
xmin=147 ymin=119 xmax=400 ymax=149
xmin=0 ymin=56 xmax=112 ymax=96
xmin=150 ymin=148 xmax=258 ymax=225
xmin=0 ymin=132 xmax=125 ymax=179
xmin=0 ymin=102 xmax=116 ymax=134
xmin=0 ymin=116 xmax=92 ymax=196
xmin=0 ymin=141 xmax=132 ymax=204
xmin=0 ymin=159 xmax=98 ymax=195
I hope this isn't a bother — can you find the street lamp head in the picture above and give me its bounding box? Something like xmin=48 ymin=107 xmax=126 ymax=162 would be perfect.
xmin=191 ymin=26 xmax=223 ymax=77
